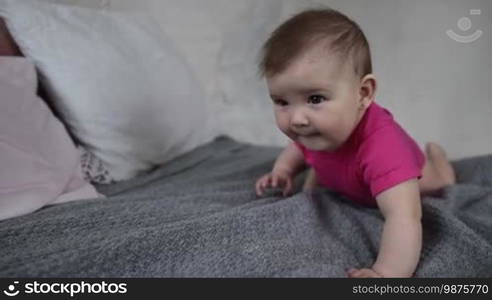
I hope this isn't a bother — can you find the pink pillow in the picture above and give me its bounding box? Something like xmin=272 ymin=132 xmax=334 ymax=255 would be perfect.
xmin=0 ymin=17 xmax=21 ymax=56
xmin=0 ymin=56 xmax=101 ymax=220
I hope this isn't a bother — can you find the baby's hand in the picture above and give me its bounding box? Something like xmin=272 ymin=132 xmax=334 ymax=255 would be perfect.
xmin=255 ymin=171 xmax=293 ymax=197
xmin=347 ymin=268 xmax=383 ymax=278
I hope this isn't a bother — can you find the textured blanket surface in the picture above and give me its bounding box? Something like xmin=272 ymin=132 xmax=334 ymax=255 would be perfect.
xmin=1 ymin=137 xmax=491 ymax=277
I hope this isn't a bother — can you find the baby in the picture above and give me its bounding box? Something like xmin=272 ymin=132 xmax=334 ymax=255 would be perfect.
xmin=255 ymin=8 xmax=456 ymax=278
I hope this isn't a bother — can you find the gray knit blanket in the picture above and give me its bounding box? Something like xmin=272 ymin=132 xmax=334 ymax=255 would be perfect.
xmin=1 ymin=136 xmax=491 ymax=277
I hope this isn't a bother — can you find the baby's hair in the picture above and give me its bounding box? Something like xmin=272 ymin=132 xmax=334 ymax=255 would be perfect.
xmin=259 ymin=8 xmax=372 ymax=79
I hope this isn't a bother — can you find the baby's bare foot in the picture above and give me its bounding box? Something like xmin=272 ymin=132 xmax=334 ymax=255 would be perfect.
xmin=425 ymin=142 xmax=456 ymax=186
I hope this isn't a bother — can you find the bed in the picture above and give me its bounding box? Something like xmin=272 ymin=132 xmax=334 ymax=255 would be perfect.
xmin=1 ymin=0 xmax=491 ymax=277
xmin=0 ymin=136 xmax=491 ymax=277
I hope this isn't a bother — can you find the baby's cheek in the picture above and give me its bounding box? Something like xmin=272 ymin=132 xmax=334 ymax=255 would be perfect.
xmin=315 ymin=116 xmax=335 ymax=132
xmin=278 ymin=126 xmax=292 ymax=138
xmin=276 ymin=123 xmax=295 ymax=139
xmin=274 ymin=114 xmax=288 ymax=129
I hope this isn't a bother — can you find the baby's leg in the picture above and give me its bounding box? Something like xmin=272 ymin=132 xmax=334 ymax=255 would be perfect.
xmin=418 ymin=142 xmax=456 ymax=196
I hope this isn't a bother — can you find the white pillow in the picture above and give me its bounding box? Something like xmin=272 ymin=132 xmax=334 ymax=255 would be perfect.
xmin=0 ymin=56 xmax=100 ymax=221
xmin=0 ymin=0 xmax=209 ymax=181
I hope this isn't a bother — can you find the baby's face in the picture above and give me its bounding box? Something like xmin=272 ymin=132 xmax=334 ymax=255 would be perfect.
xmin=266 ymin=44 xmax=366 ymax=151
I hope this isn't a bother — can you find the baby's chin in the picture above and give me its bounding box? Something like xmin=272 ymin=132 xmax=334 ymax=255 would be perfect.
xmin=296 ymin=135 xmax=339 ymax=152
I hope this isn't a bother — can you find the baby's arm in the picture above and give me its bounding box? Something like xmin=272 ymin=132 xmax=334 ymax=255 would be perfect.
xmin=348 ymin=179 xmax=422 ymax=278
xmin=302 ymin=168 xmax=318 ymax=191
xmin=272 ymin=142 xmax=305 ymax=175
xmin=255 ymin=142 xmax=306 ymax=196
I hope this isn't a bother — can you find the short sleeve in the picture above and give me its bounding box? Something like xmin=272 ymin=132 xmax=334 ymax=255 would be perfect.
xmin=294 ymin=141 xmax=318 ymax=167
xmin=358 ymin=125 xmax=425 ymax=197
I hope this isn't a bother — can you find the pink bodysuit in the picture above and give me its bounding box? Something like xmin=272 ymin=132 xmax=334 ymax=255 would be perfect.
xmin=296 ymin=101 xmax=425 ymax=206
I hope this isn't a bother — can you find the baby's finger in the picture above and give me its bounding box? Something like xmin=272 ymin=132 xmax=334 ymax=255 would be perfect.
xmin=360 ymin=269 xmax=379 ymax=278
xmin=261 ymin=176 xmax=271 ymax=188
xmin=347 ymin=268 xmax=362 ymax=278
xmin=272 ymin=175 xmax=278 ymax=188
xmin=283 ymin=178 xmax=293 ymax=196
xmin=348 ymin=268 xmax=380 ymax=278
xmin=255 ymin=180 xmax=264 ymax=196
xmin=256 ymin=176 xmax=270 ymax=196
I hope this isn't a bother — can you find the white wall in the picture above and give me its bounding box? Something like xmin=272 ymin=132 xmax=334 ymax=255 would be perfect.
xmin=319 ymin=0 xmax=492 ymax=160
xmin=67 ymin=0 xmax=492 ymax=160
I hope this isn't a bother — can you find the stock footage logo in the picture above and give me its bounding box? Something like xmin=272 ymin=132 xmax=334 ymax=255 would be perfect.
xmin=2 ymin=280 xmax=128 ymax=298
xmin=446 ymin=9 xmax=483 ymax=43
xmin=3 ymin=281 xmax=20 ymax=297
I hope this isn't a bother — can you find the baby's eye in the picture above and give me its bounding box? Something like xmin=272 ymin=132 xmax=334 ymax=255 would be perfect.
xmin=307 ymin=95 xmax=326 ymax=104
xmin=273 ymin=99 xmax=288 ymax=106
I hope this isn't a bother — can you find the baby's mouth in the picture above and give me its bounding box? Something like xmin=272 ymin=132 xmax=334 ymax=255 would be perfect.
xmin=295 ymin=132 xmax=322 ymax=143
xmin=289 ymin=129 xmax=321 ymax=141
xmin=298 ymin=132 xmax=319 ymax=137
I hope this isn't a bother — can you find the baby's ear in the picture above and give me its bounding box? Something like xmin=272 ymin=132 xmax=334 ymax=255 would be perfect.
xmin=359 ymin=73 xmax=377 ymax=107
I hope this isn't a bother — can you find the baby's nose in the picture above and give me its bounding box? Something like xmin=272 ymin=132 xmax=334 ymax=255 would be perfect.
xmin=290 ymin=109 xmax=309 ymax=127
